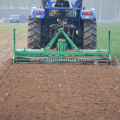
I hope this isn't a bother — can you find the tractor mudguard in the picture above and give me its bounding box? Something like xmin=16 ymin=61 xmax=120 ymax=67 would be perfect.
xmin=74 ymin=0 xmax=83 ymax=8
xmin=80 ymin=10 xmax=95 ymax=20
xmin=31 ymin=9 xmax=45 ymax=19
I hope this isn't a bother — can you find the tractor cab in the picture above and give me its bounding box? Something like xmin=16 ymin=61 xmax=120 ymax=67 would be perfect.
xmin=54 ymin=0 xmax=71 ymax=7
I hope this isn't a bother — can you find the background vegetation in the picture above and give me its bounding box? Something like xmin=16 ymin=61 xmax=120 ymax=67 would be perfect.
xmin=0 ymin=0 xmax=120 ymax=20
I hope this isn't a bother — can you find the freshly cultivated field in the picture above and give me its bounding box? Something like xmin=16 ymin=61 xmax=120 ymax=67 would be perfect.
xmin=0 ymin=23 xmax=120 ymax=119
xmin=0 ymin=60 xmax=120 ymax=120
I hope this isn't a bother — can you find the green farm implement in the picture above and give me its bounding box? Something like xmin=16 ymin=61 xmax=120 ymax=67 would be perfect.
xmin=13 ymin=28 xmax=111 ymax=65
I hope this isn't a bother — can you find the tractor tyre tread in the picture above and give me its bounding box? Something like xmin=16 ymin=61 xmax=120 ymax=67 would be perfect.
xmin=27 ymin=16 xmax=41 ymax=49
xmin=83 ymin=18 xmax=97 ymax=49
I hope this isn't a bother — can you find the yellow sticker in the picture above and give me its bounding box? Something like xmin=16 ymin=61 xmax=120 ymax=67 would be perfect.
xmin=57 ymin=19 xmax=59 ymax=21
xmin=85 ymin=16 xmax=89 ymax=18
xmin=53 ymin=10 xmax=56 ymax=14
xmin=36 ymin=15 xmax=40 ymax=18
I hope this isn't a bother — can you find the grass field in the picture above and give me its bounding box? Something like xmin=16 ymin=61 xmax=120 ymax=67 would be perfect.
xmin=0 ymin=23 xmax=27 ymax=42
xmin=0 ymin=23 xmax=120 ymax=62
xmin=97 ymin=23 xmax=120 ymax=62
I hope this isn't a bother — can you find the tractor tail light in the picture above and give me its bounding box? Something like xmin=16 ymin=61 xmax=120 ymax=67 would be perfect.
xmin=34 ymin=11 xmax=43 ymax=14
xmin=83 ymin=12 xmax=92 ymax=15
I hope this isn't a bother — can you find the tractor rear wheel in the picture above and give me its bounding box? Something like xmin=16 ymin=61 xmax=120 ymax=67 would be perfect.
xmin=27 ymin=16 xmax=41 ymax=49
xmin=83 ymin=18 xmax=97 ymax=49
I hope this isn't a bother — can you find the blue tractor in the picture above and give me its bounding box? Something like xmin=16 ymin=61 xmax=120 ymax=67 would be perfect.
xmin=27 ymin=0 xmax=97 ymax=49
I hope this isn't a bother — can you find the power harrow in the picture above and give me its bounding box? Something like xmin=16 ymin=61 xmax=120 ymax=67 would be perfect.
xmin=13 ymin=29 xmax=111 ymax=65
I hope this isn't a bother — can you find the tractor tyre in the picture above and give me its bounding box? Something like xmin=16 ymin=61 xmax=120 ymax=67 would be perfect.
xmin=27 ymin=16 xmax=41 ymax=49
xmin=83 ymin=18 xmax=97 ymax=49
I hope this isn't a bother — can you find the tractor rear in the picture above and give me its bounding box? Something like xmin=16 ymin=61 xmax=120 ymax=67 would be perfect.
xmin=13 ymin=0 xmax=111 ymax=64
xmin=27 ymin=0 xmax=97 ymax=49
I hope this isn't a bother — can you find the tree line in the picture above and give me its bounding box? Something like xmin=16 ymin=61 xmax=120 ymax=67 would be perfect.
xmin=0 ymin=0 xmax=120 ymax=20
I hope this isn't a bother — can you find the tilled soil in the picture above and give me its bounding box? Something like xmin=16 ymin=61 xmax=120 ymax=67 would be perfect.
xmin=0 ymin=60 xmax=120 ymax=120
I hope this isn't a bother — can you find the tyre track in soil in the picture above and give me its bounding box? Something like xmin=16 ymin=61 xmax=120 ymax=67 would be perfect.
xmin=59 ymin=66 xmax=75 ymax=120
xmin=0 ymin=61 xmax=13 ymax=87
xmin=45 ymin=65 xmax=74 ymax=120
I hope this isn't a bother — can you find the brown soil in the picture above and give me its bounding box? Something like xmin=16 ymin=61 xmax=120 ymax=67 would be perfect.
xmin=0 ymin=60 xmax=120 ymax=120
